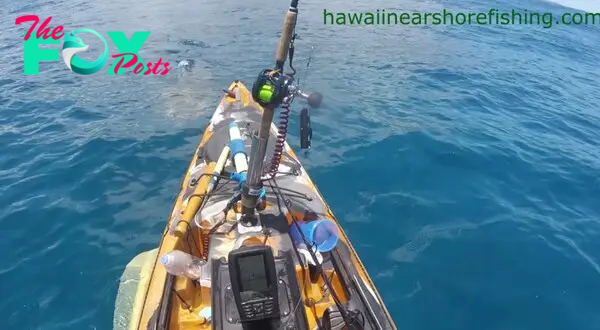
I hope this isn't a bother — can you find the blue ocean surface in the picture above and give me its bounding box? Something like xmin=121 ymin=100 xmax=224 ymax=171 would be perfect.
xmin=2 ymin=0 xmax=600 ymax=329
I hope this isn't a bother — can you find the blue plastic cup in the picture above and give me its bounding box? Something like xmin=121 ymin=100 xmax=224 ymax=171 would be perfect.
xmin=290 ymin=219 xmax=339 ymax=252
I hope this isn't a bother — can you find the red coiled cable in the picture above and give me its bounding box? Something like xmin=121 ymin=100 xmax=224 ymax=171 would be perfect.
xmin=267 ymin=101 xmax=291 ymax=177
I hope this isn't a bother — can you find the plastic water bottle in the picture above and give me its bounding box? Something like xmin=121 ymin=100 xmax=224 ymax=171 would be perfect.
xmin=160 ymin=250 xmax=205 ymax=280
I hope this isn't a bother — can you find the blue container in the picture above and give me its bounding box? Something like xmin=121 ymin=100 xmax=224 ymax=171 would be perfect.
xmin=290 ymin=219 xmax=339 ymax=252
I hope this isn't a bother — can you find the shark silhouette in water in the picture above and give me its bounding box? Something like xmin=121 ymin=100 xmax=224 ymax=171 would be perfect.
xmin=62 ymin=32 xmax=89 ymax=70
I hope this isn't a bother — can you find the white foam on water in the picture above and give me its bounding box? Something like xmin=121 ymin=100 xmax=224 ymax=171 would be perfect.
xmin=545 ymin=0 xmax=600 ymax=12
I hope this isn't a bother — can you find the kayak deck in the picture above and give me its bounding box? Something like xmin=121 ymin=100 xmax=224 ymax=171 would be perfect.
xmin=115 ymin=81 xmax=397 ymax=330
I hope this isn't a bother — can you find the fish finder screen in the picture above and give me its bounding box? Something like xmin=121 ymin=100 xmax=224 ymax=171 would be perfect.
xmin=238 ymin=254 xmax=269 ymax=293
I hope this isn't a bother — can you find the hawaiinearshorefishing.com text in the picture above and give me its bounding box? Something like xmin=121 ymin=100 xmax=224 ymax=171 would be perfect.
xmin=323 ymin=9 xmax=600 ymax=28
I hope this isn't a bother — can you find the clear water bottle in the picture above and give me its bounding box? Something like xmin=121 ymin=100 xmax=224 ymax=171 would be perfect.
xmin=160 ymin=250 xmax=205 ymax=280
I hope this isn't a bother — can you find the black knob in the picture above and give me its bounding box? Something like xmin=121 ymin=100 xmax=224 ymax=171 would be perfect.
xmin=307 ymin=92 xmax=323 ymax=108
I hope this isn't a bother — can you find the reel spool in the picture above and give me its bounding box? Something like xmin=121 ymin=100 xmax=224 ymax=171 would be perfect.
xmin=251 ymin=69 xmax=294 ymax=108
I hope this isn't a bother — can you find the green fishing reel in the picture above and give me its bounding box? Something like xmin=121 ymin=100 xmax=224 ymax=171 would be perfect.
xmin=251 ymin=69 xmax=293 ymax=107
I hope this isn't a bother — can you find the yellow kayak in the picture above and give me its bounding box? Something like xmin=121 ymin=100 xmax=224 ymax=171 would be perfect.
xmin=114 ymin=1 xmax=397 ymax=330
xmin=114 ymin=81 xmax=397 ymax=330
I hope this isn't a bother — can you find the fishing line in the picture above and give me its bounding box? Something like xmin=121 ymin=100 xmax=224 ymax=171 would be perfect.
xmin=269 ymin=177 xmax=314 ymax=330
xmin=299 ymin=46 xmax=314 ymax=89
xmin=172 ymin=288 xmax=192 ymax=312
xmin=263 ymin=184 xmax=313 ymax=201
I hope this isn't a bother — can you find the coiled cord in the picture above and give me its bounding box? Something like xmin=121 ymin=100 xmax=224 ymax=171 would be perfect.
xmin=201 ymin=233 xmax=210 ymax=260
xmin=267 ymin=99 xmax=291 ymax=177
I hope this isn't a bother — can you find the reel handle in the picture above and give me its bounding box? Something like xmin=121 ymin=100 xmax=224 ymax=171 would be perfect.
xmin=295 ymin=90 xmax=323 ymax=108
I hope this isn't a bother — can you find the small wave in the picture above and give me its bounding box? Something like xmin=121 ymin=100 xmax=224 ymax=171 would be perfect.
xmin=545 ymin=0 xmax=600 ymax=12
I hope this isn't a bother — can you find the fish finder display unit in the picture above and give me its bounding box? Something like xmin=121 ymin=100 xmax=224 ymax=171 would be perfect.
xmin=228 ymin=245 xmax=280 ymax=322
xmin=211 ymin=245 xmax=308 ymax=330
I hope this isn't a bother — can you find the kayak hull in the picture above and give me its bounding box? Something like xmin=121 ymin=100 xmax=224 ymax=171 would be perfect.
xmin=114 ymin=81 xmax=397 ymax=330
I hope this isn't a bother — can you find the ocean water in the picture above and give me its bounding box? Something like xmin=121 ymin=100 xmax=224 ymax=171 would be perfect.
xmin=2 ymin=0 xmax=600 ymax=329
xmin=546 ymin=0 xmax=600 ymax=12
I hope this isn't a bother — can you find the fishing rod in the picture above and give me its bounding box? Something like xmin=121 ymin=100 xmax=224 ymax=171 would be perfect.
xmin=240 ymin=0 xmax=322 ymax=227
xmin=275 ymin=0 xmax=299 ymax=71
xmin=238 ymin=1 xmax=364 ymax=329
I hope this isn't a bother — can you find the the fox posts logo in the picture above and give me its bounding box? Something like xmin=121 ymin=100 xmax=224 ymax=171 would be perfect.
xmin=16 ymin=15 xmax=172 ymax=75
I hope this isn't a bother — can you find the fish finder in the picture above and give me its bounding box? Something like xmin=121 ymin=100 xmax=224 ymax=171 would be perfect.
xmin=228 ymin=245 xmax=280 ymax=322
